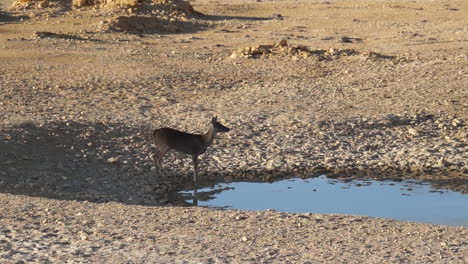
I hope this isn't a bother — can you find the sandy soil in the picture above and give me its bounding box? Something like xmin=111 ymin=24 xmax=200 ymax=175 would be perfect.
xmin=1 ymin=0 xmax=467 ymax=262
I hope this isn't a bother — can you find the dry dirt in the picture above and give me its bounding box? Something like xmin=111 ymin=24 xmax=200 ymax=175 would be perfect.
xmin=0 ymin=0 xmax=467 ymax=263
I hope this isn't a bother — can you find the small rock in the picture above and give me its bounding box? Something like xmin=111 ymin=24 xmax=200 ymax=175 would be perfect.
xmin=339 ymin=36 xmax=353 ymax=43
xmin=451 ymin=119 xmax=461 ymax=127
xmin=38 ymin=1 xmax=49 ymax=8
xmin=437 ymin=158 xmax=451 ymax=167
xmin=266 ymin=159 xmax=275 ymax=170
xmin=407 ymin=128 xmax=418 ymax=136
xmin=107 ymin=156 xmax=120 ymax=163
xmin=278 ymin=39 xmax=288 ymax=47
xmin=272 ymin=14 xmax=283 ymax=20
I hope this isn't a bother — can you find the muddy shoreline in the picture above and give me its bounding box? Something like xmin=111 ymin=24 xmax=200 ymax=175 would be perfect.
xmin=1 ymin=194 xmax=468 ymax=263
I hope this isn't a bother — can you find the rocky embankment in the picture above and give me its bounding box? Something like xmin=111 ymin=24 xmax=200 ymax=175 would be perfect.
xmin=1 ymin=112 xmax=466 ymax=206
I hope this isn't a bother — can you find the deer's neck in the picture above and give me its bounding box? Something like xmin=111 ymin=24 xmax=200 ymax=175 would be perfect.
xmin=202 ymin=125 xmax=216 ymax=148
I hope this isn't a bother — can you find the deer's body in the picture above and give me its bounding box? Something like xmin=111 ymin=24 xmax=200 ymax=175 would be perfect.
xmin=153 ymin=127 xmax=213 ymax=157
xmin=152 ymin=117 xmax=230 ymax=197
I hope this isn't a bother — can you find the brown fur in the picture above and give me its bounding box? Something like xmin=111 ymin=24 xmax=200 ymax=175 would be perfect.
xmin=151 ymin=117 xmax=230 ymax=187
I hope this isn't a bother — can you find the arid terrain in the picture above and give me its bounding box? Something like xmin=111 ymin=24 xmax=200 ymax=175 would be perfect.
xmin=1 ymin=0 xmax=467 ymax=263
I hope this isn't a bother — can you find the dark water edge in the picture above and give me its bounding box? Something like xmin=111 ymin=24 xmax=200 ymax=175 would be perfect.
xmin=180 ymin=175 xmax=468 ymax=227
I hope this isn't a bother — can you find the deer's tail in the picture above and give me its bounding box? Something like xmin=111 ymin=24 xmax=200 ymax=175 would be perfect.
xmin=152 ymin=129 xmax=159 ymax=147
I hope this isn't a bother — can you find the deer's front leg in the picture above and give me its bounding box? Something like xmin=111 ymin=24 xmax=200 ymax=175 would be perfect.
xmin=192 ymin=155 xmax=199 ymax=204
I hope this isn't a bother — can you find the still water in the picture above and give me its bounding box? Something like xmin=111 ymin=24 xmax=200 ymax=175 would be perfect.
xmin=180 ymin=176 xmax=468 ymax=226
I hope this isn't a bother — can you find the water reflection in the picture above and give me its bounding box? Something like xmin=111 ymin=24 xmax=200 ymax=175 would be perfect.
xmin=179 ymin=176 xmax=468 ymax=226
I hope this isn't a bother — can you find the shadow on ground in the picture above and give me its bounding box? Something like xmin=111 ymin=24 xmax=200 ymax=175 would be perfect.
xmin=0 ymin=121 xmax=161 ymax=205
xmin=1 ymin=120 xmax=466 ymax=207
xmin=107 ymin=16 xmax=211 ymax=35
xmin=0 ymin=11 xmax=29 ymax=23
xmin=201 ymin=14 xmax=274 ymax=22
xmin=107 ymin=13 xmax=273 ymax=35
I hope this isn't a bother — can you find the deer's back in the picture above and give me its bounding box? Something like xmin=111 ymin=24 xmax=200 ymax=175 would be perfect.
xmin=153 ymin=127 xmax=206 ymax=155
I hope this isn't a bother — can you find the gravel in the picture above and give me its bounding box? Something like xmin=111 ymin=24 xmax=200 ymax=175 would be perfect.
xmin=0 ymin=0 xmax=467 ymax=262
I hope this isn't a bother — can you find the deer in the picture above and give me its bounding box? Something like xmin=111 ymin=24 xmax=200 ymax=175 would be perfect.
xmin=152 ymin=116 xmax=230 ymax=198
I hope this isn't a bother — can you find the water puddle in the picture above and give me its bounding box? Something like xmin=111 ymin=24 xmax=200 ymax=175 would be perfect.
xmin=180 ymin=176 xmax=468 ymax=226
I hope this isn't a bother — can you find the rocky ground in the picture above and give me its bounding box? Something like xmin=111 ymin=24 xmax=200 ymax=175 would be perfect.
xmin=0 ymin=0 xmax=467 ymax=262
xmin=1 ymin=195 xmax=468 ymax=263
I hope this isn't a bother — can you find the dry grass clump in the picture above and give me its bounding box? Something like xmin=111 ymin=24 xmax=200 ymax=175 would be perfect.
xmin=71 ymin=0 xmax=194 ymax=10
xmin=230 ymin=39 xmax=356 ymax=60
xmin=230 ymin=40 xmax=394 ymax=61
xmin=10 ymin=0 xmax=201 ymax=34
xmin=11 ymin=0 xmax=198 ymax=16
xmin=71 ymin=0 xmax=140 ymax=8
xmin=72 ymin=0 xmax=199 ymax=16
xmin=94 ymin=0 xmax=202 ymax=34
xmin=11 ymin=0 xmax=62 ymax=9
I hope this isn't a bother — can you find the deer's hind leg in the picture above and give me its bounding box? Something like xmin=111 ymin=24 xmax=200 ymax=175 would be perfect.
xmin=152 ymin=146 xmax=169 ymax=178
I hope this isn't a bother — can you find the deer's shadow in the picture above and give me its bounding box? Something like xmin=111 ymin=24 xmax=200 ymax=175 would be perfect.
xmin=0 ymin=121 xmax=162 ymax=205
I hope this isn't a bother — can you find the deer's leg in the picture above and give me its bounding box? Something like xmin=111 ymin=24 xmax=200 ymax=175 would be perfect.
xmin=192 ymin=155 xmax=199 ymax=204
xmin=153 ymin=147 xmax=169 ymax=178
